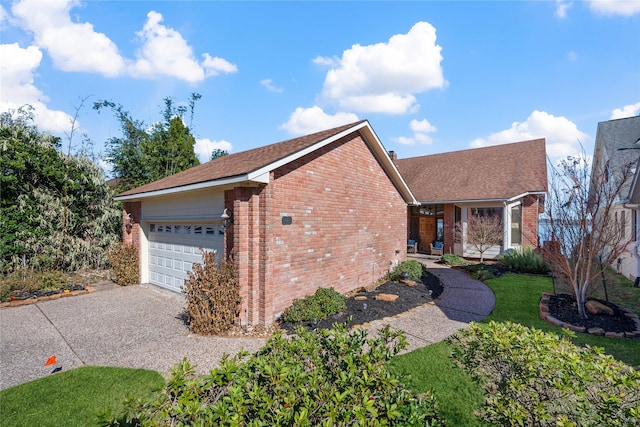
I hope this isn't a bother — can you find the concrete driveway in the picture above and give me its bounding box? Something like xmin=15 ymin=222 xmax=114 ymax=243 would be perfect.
xmin=0 ymin=283 xmax=267 ymax=390
xmin=0 ymin=257 xmax=495 ymax=391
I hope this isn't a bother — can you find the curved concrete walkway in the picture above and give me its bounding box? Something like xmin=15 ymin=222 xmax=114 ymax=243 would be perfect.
xmin=0 ymin=257 xmax=495 ymax=390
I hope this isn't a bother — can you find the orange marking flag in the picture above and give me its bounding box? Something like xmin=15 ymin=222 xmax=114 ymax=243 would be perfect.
xmin=45 ymin=355 xmax=57 ymax=366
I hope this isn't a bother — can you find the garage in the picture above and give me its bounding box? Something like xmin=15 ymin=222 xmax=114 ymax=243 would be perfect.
xmin=148 ymin=223 xmax=224 ymax=292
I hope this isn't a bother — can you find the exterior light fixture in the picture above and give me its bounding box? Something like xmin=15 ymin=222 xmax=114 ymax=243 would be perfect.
xmin=125 ymin=213 xmax=135 ymax=231
xmin=221 ymin=208 xmax=234 ymax=231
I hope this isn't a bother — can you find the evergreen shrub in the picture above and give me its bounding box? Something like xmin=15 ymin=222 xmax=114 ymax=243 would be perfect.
xmin=498 ymin=246 xmax=549 ymax=274
xmin=282 ymin=287 xmax=346 ymax=323
xmin=103 ymin=325 xmax=444 ymax=426
xmin=450 ymin=321 xmax=640 ymax=426
xmin=393 ymin=259 xmax=424 ymax=280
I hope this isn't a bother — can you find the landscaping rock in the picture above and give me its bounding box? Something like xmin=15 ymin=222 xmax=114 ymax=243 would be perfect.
xmin=563 ymin=323 xmax=586 ymax=333
xmin=587 ymin=327 xmax=605 ymax=336
xmin=375 ymin=293 xmax=399 ymax=302
xmin=400 ymin=279 xmax=417 ymax=287
xmin=605 ymin=331 xmax=625 ymax=339
xmin=354 ymin=296 xmax=367 ymax=301
xmin=585 ymin=300 xmax=614 ymax=316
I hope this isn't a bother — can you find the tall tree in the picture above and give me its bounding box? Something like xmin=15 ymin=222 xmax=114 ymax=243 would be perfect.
xmin=0 ymin=106 xmax=120 ymax=272
xmin=543 ymin=154 xmax=633 ymax=319
xmin=210 ymin=148 xmax=229 ymax=161
xmin=94 ymin=94 xmax=201 ymax=192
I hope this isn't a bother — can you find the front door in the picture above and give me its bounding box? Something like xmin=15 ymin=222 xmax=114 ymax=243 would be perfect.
xmin=419 ymin=217 xmax=436 ymax=251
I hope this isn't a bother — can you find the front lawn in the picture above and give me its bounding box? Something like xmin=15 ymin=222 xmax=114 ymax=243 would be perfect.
xmin=389 ymin=273 xmax=640 ymax=426
xmin=0 ymin=366 xmax=163 ymax=427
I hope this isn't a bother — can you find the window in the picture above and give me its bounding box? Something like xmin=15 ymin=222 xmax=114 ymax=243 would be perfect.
xmin=621 ymin=210 xmax=626 ymax=239
xmin=469 ymin=207 xmax=503 ymax=218
xmin=511 ymin=205 xmax=522 ymax=245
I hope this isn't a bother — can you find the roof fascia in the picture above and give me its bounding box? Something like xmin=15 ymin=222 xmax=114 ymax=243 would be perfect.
xmin=506 ymin=191 xmax=546 ymax=203
xmin=358 ymin=123 xmax=418 ymax=205
xmin=114 ymin=174 xmax=252 ymax=201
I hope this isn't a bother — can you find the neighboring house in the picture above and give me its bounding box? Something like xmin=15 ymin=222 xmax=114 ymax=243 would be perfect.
xmin=591 ymin=116 xmax=640 ymax=283
xmin=115 ymin=120 xmax=416 ymax=326
xmin=394 ymin=139 xmax=548 ymax=258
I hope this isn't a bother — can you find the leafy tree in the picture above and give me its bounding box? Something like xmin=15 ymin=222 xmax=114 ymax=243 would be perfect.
xmin=94 ymin=94 xmax=201 ymax=192
xmin=210 ymin=148 xmax=228 ymax=161
xmin=455 ymin=213 xmax=503 ymax=263
xmin=0 ymin=106 xmax=120 ymax=272
xmin=543 ymin=154 xmax=633 ymax=319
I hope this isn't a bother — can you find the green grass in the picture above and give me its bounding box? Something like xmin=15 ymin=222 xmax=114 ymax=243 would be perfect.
xmin=0 ymin=366 xmax=163 ymax=427
xmin=390 ymin=272 xmax=640 ymax=426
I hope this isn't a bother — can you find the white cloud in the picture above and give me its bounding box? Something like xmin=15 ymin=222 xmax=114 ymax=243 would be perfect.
xmin=555 ymin=0 xmax=573 ymax=18
xmin=194 ymin=138 xmax=234 ymax=163
xmin=260 ymin=78 xmax=284 ymax=93
xmin=132 ymin=11 xmax=237 ymax=83
xmin=610 ymin=102 xmax=640 ymax=119
xmin=0 ymin=43 xmax=73 ymax=133
xmin=567 ymin=51 xmax=578 ymax=62
xmin=11 ymin=0 xmax=125 ymax=77
xmin=10 ymin=1 xmax=236 ymax=83
xmin=588 ymin=0 xmax=640 ymax=16
xmin=393 ymin=118 xmax=437 ymax=145
xmin=279 ymin=106 xmax=359 ymax=136
xmin=315 ymin=21 xmax=446 ymax=114
xmin=470 ymin=110 xmax=589 ymax=161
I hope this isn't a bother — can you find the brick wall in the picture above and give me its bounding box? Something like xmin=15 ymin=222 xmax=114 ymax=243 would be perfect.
xmin=220 ymin=133 xmax=407 ymax=325
xmin=522 ymin=195 xmax=541 ymax=247
xmin=122 ymin=201 xmax=142 ymax=282
xmin=262 ymin=133 xmax=407 ymax=323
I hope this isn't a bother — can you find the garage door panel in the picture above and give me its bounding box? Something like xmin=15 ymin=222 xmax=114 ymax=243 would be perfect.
xmin=148 ymin=222 xmax=224 ymax=292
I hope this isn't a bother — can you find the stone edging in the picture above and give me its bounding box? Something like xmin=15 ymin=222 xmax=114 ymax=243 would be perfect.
xmin=0 ymin=286 xmax=96 ymax=308
xmin=539 ymin=292 xmax=640 ymax=339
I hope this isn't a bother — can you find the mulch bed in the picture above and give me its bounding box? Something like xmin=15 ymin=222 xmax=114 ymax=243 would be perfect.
xmin=548 ymin=293 xmax=638 ymax=334
xmin=1 ymin=284 xmax=94 ymax=308
xmin=279 ymin=271 xmax=443 ymax=334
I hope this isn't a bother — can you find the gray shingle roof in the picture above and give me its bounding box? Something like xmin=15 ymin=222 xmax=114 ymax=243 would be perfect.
xmin=593 ymin=116 xmax=640 ymax=198
xmin=395 ymin=139 xmax=548 ymax=203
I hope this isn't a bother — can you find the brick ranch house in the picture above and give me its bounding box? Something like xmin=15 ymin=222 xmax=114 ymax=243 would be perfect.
xmin=394 ymin=139 xmax=548 ymax=258
xmin=115 ymin=120 xmax=417 ymax=326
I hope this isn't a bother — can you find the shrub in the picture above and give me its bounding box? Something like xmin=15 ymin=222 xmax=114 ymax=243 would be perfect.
xmin=393 ymin=259 xmax=424 ymax=280
xmin=465 ymin=263 xmax=497 ymax=281
xmin=107 ymin=244 xmax=139 ymax=286
xmin=498 ymin=246 xmax=549 ymax=274
xmin=102 ymin=324 xmax=444 ymax=426
xmin=450 ymin=321 xmax=640 ymax=426
xmin=282 ymin=287 xmax=346 ymax=323
xmin=182 ymin=250 xmax=240 ymax=335
xmin=441 ymin=253 xmax=466 ymax=266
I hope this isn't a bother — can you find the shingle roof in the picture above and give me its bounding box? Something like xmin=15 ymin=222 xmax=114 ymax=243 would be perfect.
xmin=395 ymin=139 xmax=548 ymax=203
xmin=118 ymin=120 xmax=367 ymax=197
xmin=593 ymin=116 xmax=640 ymax=198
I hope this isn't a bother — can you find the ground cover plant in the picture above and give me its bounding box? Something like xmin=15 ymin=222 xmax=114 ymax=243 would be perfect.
xmin=0 ymin=366 xmax=163 ymax=427
xmin=441 ymin=253 xmax=466 ymax=266
xmin=103 ymin=325 xmax=444 ymax=426
xmin=390 ymin=272 xmax=640 ymax=426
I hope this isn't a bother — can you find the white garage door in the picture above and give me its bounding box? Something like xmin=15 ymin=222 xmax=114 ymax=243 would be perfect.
xmin=148 ymin=223 xmax=224 ymax=292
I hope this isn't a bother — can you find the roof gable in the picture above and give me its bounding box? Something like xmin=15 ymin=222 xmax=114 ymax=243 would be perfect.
xmin=116 ymin=120 xmax=416 ymax=204
xmin=395 ymin=139 xmax=548 ymax=203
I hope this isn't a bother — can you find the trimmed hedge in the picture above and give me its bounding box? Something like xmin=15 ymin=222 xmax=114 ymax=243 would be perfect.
xmin=282 ymin=287 xmax=346 ymax=324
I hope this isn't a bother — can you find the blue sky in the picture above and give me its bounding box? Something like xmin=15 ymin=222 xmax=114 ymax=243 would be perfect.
xmin=1 ymin=0 xmax=639 ymax=175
